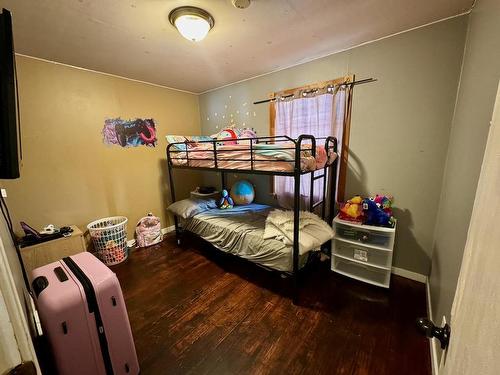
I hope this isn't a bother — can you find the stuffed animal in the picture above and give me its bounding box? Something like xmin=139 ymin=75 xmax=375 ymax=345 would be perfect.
xmin=237 ymin=128 xmax=257 ymax=145
xmin=373 ymin=194 xmax=393 ymax=216
xmin=339 ymin=195 xmax=364 ymax=222
xmin=217 ymin=189 xmax=234 ymax=209
xmin=216 ymin=128 xmax=238 ymax=146
xmin=362 ymin=198 xmax=395 ymax=227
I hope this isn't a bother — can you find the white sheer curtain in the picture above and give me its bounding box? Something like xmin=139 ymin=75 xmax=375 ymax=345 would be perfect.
xmin=274 ymin=87 xmax=347 ymax=209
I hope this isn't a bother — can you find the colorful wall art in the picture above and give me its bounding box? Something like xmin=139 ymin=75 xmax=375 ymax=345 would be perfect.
xmin=103 ymin=118 xmax=157 ymax=147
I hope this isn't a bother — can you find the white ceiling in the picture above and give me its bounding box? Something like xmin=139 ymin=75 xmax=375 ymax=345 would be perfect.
xmin=0 ymin=0 xmax=473 ymax=93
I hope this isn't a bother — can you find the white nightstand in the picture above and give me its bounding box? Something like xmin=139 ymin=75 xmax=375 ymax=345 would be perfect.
xmin=331 ymin=215 xmax=396 ymax=288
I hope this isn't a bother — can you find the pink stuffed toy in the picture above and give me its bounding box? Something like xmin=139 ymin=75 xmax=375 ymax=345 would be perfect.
xmin=216 ymin=128 xmax=238 ymax=146
xmin=315 ymin=145 xmax=328 ymax=169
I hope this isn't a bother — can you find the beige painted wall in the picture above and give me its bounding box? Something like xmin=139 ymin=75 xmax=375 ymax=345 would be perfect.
xmin=199 ymin=16 xmax=468 ymax=275
xmin=429 ymin=0 xmax=500 ymax=344
xmin=0 ymin=56 xmax=202 ymax=238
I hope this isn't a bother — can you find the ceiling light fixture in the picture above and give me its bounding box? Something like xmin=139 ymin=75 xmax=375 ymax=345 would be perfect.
xmin=168 ymin=6 xmax=214 ymax=42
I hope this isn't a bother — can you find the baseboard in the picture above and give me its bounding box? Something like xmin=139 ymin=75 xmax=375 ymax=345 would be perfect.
xmin=426 ymin=277 xmax=440 ymax=375
xmin=127 ymin=225 xmax=176 ymax=248
xmin=391 ymin=266 xmax=427 ymax=283
xmin=161 ymin=225 xmax=176 ymax=235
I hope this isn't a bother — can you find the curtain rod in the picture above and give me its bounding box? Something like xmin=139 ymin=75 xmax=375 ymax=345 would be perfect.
xmin=252 ymin=78 xmax=377 ymax=105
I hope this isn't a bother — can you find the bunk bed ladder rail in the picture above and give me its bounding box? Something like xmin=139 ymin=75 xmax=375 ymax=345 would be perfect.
xmin=325 ymin=136 xmax=339 ymax=225
xmin=308 ymin=136 xmax=338 ymax=222
xmin=166 ymin=143 xmax=181 ymax=244
xmin=292 ymin=135 xmax=316 ymax=303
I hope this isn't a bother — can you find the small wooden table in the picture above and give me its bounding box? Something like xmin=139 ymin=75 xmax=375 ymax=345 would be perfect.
xmin=20 ymin=225 xmax=87 ymax=275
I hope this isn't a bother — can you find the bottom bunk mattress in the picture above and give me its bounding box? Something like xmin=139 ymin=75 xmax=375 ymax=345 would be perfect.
xmin=183 ymin=204 xmax=310 ymax=272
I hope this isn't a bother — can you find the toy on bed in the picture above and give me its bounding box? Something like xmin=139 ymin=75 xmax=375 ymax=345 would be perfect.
xmin=230 ymin=180 xmax=255 ymax=205
xmin=165 ymin=135 xmax=213 ymax=150
xmin=216 ymin=128 xmax=238 ymax=146
xmin=339 ymin=195 xmax=364 ymax=222
xmin=211 ymin=126 xmax=257 ymax=146
xmin=315 ymin=145 xmax=328 ymax=169
xmin=236 ymin=128 xmax=257 ymax=145
xmin=217 ymin=189 xmax=234 ymax=209
xmin=362 ymin=197 xmax=395 ymax=227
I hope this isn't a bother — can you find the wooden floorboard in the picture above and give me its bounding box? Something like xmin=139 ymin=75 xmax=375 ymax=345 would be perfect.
xmin=112 ymin=234 xmax=431 ymax=375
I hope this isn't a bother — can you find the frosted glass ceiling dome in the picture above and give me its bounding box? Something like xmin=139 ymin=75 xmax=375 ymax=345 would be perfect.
xmin=169 ymin=6 xmax=215 ymax=42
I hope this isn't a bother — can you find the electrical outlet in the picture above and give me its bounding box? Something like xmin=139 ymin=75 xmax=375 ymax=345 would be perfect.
xmin=1 ymin=189 xmax=6 ymax=198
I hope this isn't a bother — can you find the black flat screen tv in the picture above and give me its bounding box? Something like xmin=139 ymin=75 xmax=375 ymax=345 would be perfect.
xmin=0 ymin=8 xmax=20 ymax=179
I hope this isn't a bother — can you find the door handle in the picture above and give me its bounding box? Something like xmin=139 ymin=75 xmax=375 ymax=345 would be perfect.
xmin=416 ymin=317 xmax=451 ymax=349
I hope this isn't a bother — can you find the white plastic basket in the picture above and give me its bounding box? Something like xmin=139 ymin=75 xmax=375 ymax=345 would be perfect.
xmin=87 ymin=216 xmax=128 ymax=266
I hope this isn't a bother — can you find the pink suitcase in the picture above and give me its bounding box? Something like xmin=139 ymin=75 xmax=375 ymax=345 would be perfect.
xmin=30 ymin=252 xmax=139 ymax=375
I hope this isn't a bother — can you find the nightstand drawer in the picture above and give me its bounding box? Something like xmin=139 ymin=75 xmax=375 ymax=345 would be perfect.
xmin=332 ymin=257 xmax=390 ymax=288
xmin=335 ymin=222 xmax=393 ymax=249
xmin=333 ymin=240 xmax=392 ymax=269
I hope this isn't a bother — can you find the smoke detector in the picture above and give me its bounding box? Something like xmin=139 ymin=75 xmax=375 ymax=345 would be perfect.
xmin=232 ymin=0 xmax=251 ymax=9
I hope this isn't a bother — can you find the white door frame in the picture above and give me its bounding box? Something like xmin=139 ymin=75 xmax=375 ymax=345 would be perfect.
xmin=0 ymin=286 xmax=22 ymax=373
xmin=0 ymin=223 xmax=40 ymax=373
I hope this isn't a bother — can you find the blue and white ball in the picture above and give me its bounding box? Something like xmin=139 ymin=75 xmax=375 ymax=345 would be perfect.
xmin=230 ymin=180 xmax=255 ymax=205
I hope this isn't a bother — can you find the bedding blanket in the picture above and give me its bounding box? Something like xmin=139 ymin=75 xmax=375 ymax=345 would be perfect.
xmin=166 ymin=135 xmax=337 ymax=172
xmin=263 ymin=209 xmax=334 ymax=255
xmin=183 ymin=204 xmax=310 ymax=272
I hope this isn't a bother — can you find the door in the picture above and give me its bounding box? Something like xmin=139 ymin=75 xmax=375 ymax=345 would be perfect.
xmin=439 ymin=82 xmax=500 ymax=374
xmin=0 ymin=287 xmax=23 ymax=373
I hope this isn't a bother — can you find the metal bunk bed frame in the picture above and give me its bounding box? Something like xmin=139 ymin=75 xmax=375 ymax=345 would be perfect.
xmin=166 ymin=134 xmax=339 ymax=301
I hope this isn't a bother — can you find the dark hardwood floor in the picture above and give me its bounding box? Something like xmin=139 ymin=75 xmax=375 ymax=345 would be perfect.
xmin=112 ymin=234 xmax=431 ymax=375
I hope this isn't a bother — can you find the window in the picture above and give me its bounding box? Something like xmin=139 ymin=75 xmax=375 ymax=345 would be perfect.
xmin=271 ymin=76 xmax=353 ymax=209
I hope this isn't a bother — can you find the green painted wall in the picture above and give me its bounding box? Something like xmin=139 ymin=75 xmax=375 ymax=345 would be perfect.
xmin=199 ymin=16 xmax=468 ymax=275
xmin=430 ymin=0 xmax=500 ymax=354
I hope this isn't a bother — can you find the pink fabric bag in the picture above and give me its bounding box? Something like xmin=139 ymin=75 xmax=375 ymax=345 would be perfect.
xmin=135 ymin=213 xmax=162 ymax=248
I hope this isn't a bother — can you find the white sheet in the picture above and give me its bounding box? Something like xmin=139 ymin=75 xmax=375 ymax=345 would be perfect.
xmin=263 ymin=209 xmax=334 ymax=254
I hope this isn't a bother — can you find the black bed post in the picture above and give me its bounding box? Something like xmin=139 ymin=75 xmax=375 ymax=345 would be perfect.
xmin=327 ymin=137 xmax=339 ymax=225
xmin=221 ymin=171 xmax=226 ymax=191
xmin=291 ymin=136 xmax=305 ymax=304
xmin=167 ymin=144 xmax=181 ymax=245
xmin=292 ymin=156 xmax=301 ymax=304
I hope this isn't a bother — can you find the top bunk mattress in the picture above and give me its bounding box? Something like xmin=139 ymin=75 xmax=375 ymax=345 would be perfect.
xmin=166 ymin=135 xmax=337 ymax=173
xmin=183 ymin=204 xmax=308 ymax=272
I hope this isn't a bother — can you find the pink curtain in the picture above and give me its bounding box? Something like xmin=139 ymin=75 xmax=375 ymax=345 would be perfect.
xmin=274 ymin=87 xmax=347 ymax=209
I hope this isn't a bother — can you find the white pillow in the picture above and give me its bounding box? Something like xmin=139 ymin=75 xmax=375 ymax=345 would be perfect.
xmin=167 ymin=198 xmax=216 ymax=219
